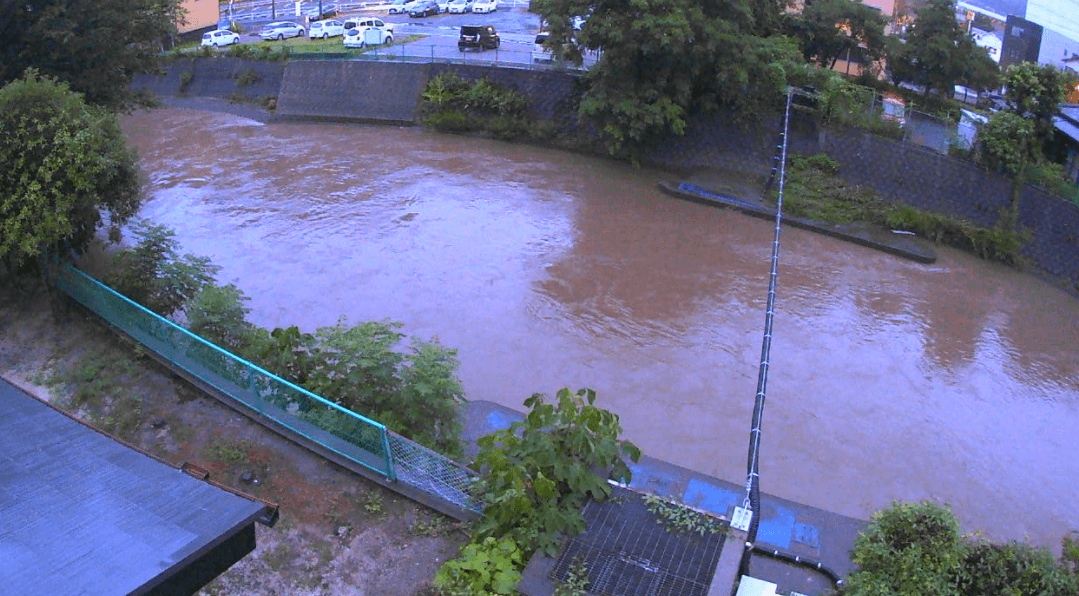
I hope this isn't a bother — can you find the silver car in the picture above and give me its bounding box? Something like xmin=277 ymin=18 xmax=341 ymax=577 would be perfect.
xmin=259 ymin=21 xmax=305 ymax=41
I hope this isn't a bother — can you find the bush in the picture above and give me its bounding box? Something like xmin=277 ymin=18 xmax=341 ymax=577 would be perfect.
xmin=958 ymin=540 xmax=1078 ymax=596
xmin=186 ymin=283 xmax=254 ymax=353
xmin=434 ymin=536 xmax=524 ymax=596
xmin=472 ymin=388 xmax=640 ymax=557
xmin=1027 ymin=161 xmax=1079 ymax=205
xmin=844 ymin=500 xmax=966 ymax=596
xmin=425 ymin=110 xmax=473 ymax=133
xmin=179 ymin=69 xmax=194 ymax=93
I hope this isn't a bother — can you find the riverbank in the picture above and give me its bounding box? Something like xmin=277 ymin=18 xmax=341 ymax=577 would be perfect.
xmin=0 ymin=283 xmax=466 ymax=596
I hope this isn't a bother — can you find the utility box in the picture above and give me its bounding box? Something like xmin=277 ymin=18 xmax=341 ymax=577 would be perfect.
xmin=735 ymin=575 xmax=778 ymax=596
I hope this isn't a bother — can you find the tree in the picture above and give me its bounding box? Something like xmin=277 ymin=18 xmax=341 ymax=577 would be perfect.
xmin=1004 ymin=63 xmax=1072 ymax=154
xmin=886 ymin=0 xmax=999 ymax=96
xmin=0 ymin=0 xmax=183 ymax=112
xmin=785 ymin=0 xmax=888 ymax=71
xmin=106 ymin=221 xmax=219 ymax=318
xmin=532 ymin=0 xmax=802 ymax=160
xmin=0 ymin=70 xmax=141 ymax=277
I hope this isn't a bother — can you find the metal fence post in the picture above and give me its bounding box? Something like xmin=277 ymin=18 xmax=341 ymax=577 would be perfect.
xmin=382 ymin=429 xmax=397 ymax=480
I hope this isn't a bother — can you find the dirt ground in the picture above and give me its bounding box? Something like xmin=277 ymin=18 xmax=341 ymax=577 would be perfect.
xmin=0 ymin=282 xmax=467 ymax=596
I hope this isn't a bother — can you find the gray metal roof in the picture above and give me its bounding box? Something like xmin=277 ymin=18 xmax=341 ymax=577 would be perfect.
xmin=0 ymin=378 xmax=271 ymax=596
xmin=1055 ymin=115 xmax=1079 ymax=143
xmin=957 ymin=0 xmax=1027 ymax=21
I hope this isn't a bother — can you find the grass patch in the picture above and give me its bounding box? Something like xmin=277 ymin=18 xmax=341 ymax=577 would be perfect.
xmin=205 ymin=438 xmax=250 ymax=464
xmin=777 ymin=153 xmax=1028 ymax=265
xmin=262 ymin=541 xmax=294 ymax=571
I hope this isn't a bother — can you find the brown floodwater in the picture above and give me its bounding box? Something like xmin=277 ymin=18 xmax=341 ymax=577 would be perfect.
xmin=122 ymin=108 xmax=1079 ymax=550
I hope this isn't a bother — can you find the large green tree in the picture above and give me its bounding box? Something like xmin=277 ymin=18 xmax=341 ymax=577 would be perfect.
xmin=532 ymin=0 xmax=802 ymax=160
xmin=886 ymin=0 xmax=999 ymax=96
xmin=0 ymin=0 xmax=182 ymax=111
xmin=1003 ymin=62 xmax=1073 ymax=153
xmin=784 ymin=0 xmax=888 ymax=71
xmin=0 ymin=70 xmax=141 ymax=276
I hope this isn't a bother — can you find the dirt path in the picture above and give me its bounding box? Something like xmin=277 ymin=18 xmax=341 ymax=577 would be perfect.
xmin=0 ymin=282 xmax=466 ymax=596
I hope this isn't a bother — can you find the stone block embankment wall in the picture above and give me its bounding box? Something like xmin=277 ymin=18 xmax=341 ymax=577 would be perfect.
xmin=137 ymin=57 xmax=1079 ymax=292
xmin=133 ymin=57 xmax=285 ymax=101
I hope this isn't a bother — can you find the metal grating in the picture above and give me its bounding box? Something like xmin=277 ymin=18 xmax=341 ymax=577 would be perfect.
xmin=550 ymin=486 xmax=727 ymax=596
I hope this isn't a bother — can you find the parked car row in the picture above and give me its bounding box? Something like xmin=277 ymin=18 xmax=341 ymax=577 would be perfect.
xmin=386 ymin=0 xmax=496 ymax=15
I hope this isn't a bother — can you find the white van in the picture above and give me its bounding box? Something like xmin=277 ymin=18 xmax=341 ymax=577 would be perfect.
xmin=532 ymin=32 xmax=554 ymax=63
xmin=343 ymin=17 xmax=395 ymax=34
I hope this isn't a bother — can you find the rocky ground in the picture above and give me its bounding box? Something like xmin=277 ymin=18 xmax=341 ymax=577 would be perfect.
xmin=0 ymin=281 xmax=467 ymax=596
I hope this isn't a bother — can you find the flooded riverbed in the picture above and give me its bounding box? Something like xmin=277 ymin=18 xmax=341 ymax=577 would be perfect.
xmin=123 ymin=107 xmax=1079 ymax=550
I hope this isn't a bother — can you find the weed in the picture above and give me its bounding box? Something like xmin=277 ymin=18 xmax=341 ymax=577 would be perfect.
xmin=554 ymin=557 xmax=590 ymax=596
xmin=644 ymin=494 xmax=726 ymax=536
xmin=206 ymin=439 xmax=249 ymax=463
xmin=178 ymin=69 xmax=194 ymax=93
xmin=262 ymin=541 xmax=293 ymax=571
xmin=235 ymin=68 xmax=260 ymax=88
xmin=409 ymin=512 xmax=454 ymax=536
xmin=363 ymin=491 xmax=384 ymax=515
xmin=312 ymin=539 xmax=336 ymax=566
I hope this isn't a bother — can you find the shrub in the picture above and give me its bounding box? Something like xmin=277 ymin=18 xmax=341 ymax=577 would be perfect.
xmin=958 ymin=540 xmax=1078 ymax=596
xmin=472 ymin=388 xmax=640 ymax=557
xmin=1027 ymin=161 xmax=1079 ymax=205
xmin=844 ymin=500 xmax=966 ymax=596
xmin=186 ymin=283 xmax=254 ymax=353
xmin=179 ymin=69 xmax=194 ymax=93
xmin=425 ymin=110 xmax=473 ymax=133
xmin=434 ymin=536 xmax=524 ymax=596
xmin=227 ymin=20 xmax=243 ymax=34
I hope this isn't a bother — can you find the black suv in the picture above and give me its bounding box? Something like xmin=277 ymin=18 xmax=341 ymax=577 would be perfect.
xmin=458 ymin=25 xmax=500 ymax=51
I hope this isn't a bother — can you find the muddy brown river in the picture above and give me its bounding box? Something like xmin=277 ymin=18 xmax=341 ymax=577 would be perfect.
xmin=122 ymin=107 xmax=1079 ymax=551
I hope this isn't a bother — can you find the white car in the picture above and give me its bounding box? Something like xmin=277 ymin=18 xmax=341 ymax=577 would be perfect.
xmin=436 ymin=0 xmax=451 ymax=11
xmin=471 ymin=0 xmax=497 ymax=12
xmin=201 ymin=29 xmax=240 ymax=47
xmin=446 ymin=0 xmax=473 ymax=13
xmin=309 ymin=19 xmax=345 ymax=38
xmin=344 ymin=17 xmax=395 ymax=35
xmin=388 ymin=0 xmax=420 ymax=13
xmin=343 ymin=26 xmax=394 ymax=47
xmin=259 ymin=21 xmax=305 ymax=40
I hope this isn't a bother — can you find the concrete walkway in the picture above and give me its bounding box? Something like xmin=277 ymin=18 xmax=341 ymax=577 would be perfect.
xmin=463 ymin=399 xmax=866 ymax=596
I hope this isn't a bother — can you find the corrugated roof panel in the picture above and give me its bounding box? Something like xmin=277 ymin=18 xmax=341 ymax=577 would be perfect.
xmin=0 ymin=379 xmax=269 ymax=596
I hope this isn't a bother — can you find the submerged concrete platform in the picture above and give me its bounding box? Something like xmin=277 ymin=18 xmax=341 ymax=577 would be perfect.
xmin=658 ymin=177 xmax=938 ymax=265
xmin=463 ymin=400 xmax=866 ymax=596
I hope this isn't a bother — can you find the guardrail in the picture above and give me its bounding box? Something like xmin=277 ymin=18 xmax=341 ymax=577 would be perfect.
xmin=56 ymin=264 xmax=483 ymax=514
xmin=221 ymin=0 xmax=528 ymax=23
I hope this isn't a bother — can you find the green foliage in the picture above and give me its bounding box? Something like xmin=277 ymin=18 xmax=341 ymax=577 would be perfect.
xmin=425 ymin=110 xmax=474 ymax=133
xmin=179 ymin=70 xmax=194 ymax=93
xmin=844 ymin=500 xmax=966 ymax=596
xmin=235 ymin=68 xmax=260 ymax=88
xmin=363 ymin=491 xmax=384 ymax=514
xmin=978 ymin=111 xmax=1036 ymax=178
xmin=228 ymin=20 xmax=244 ymax=34
xmin=1003 ymin=63 xmax=1072 ymax=154
xmin=958 ymin=540 xmax=1078 ymax=596
xmin=1026 ymin=161 xmax=1079 ymax=205
xmin=420 ymin=72 xmax=531 ymax=139
xmin=886 ymin=0 xmax=999 ymax=96
xmin=553 ymin=558 xmax=590 ymax=596
xmin=434 ymin=536 xmax=524 ymax=596
xmin=106 ymin=221 xmax=220 ymax=318
xmin=0 ymin=70 xmax=141 ymax=273
xmin=186 ymin=283 xmax=254 ymax=353
xmin=472 ymin=388 xmax=641 ymax=557
xmin=780 ymin=154 xmax=1027 ymax=265
xmin=533 ymin=0 xmax=801 ymax=160
xmin=243 ymin=319 xmax=465 ymax=456
xmin=0 ymin=0 xmax=182 ymax=111
xmin=784 ymin=0 xmax=887 ymax=70
xmin=644 ymin=494 xmax=727 ymax=536
xmin=884 ymin=205 xmax=1026 ymax=265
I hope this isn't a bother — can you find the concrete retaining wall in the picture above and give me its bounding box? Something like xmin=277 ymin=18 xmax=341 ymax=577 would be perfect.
xmin=135 ymin=57 xmax=1079 ymax=293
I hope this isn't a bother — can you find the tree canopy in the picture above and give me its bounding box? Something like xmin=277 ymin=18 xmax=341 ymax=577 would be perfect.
xmin=0 ymin=70 xmax=141 ymax=275
xmin=784 ymin=0 xmax=888 ymax=71
xmin=886 ymin=0 xmax=999 ymax=95
xmin=0 ymin=0 xmax=182 ymax=111
xmin=532 ymin=0 xmax=802 ymax=160
xmin=1003 ymin=62 xmax=1073 ymax=151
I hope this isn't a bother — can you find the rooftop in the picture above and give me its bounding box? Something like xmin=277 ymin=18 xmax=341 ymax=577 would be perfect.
xmin=0 ymin=378 xmax=277 ymax=596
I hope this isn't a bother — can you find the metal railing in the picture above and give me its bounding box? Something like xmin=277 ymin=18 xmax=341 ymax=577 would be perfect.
xmin=56 ymin=264 xmax=483 ymax=513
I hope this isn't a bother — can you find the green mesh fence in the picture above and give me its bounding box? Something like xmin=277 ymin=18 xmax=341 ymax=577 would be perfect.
xmin=56 ymin=265 xmax=393 ymax=478
xmin=388 ymin=431 xmax=484 ymax=513
xmin=56 ymin=264 xmax=485 ymax=514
